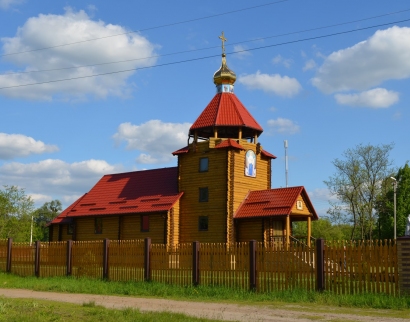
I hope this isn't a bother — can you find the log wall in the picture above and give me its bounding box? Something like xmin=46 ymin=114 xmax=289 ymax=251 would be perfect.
xmin=76 ymin=216 xmax=119 ymax=241
xmin=120 ymin=213 xmax=166 ymax=244
xmin=178 ymin=141 xmax=228 ymax=243
xmin=231 ymin=141 xmax=271 ymax=214
xmin=237 ymin=218 xmax=263 ymax=242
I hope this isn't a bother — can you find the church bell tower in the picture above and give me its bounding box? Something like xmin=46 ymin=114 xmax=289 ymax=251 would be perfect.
xmin=173 ymin=32 xmax=276 ymax=243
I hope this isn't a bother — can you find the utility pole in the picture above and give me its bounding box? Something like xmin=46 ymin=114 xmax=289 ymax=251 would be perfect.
xmin=390 ymin=177 xmax=397 ymax=239
xmin=30 ymin=215 xmax=34 ymax=246
xmin=284 ymin=140 xmax=288 ymax=188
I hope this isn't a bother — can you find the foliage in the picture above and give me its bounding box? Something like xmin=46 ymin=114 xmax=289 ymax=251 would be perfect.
xmin=0 ymin=186 xmax=34 ymax=242
xmin=293 ymin=219 xmax=351 ymax=240
xmin=32 ymin=200 xmax=62 ymax=241
xmin=324 ymin=143 xmax=394 ymax=240
xmin=375 ymin=162 xmax=410 ymax=239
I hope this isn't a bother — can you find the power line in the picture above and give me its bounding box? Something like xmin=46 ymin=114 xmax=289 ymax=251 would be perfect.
xmin=1 ymin=17 xmax=409 ymax=91
xmin=0 ymin=0 xmax=289 ymax=58
xmin=2 ymin=8 xmax=410 ymax=77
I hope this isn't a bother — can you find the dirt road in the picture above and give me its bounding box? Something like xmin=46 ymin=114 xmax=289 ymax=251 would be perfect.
xmin=0 ymin=288 xmax=408 ymax=322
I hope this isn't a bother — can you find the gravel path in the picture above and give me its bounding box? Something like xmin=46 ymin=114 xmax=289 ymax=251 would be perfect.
xmin=0 ymin=288 xmax=408 ymax=322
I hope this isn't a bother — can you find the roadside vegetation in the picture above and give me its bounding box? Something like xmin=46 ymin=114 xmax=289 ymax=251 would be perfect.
xmin=0 ymin=297 xmax=220 ymax=322
xmin=0 ymin=272 xmax=409 ymax=311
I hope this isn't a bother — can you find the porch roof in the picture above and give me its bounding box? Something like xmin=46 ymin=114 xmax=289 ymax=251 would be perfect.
xmin=234 ymin=186 xmax=318 ymax=220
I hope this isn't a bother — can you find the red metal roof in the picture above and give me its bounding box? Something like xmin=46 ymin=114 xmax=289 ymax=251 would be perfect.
xmin=215 ymin=139 xmax=244 ymax=150
xmin=190 ymin=93 xmax=263 ymax=138
xmin=49 ymin=194 xmax=86 ymax=225
xmin=54 ymin=167 xmax=182 ymax=218
xmin=234 ymin=186 xmax=318 ymax=219
xmin=261 ymin=149 xmax=277 ymax=159
xmin=172 ymin=146 xmax=189 ymax=155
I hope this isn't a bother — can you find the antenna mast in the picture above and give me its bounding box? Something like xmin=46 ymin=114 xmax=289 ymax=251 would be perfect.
xmin=284 ymin=140 xmax=288 ymax=188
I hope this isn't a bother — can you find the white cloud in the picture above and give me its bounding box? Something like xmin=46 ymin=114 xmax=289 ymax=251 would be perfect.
xmin=0 ymin=7 xmax=157 ymax=100
xmin=0 ymin=159 xmax=122 ymax=200
xmin=0 ymin=0 xmax=23 ymax=10
xmin=267 ymin=118 xmax=300 ymax=134
xmin=113 ymin=120 xmax=191 ymax=164
xmin=312 ymin=26 xmax=410 ymax=93
xmin=303 ymin=59 xmax=316 ymax=71
xmin=0 ymin=133 xmax=59 ymax=159
xmin=233 ymin=45 xmax=251 ymax=59
xmin=334 ymin=88 xmax=399 ymax=108
xmin=309 ymin=188 xmax=338 ymax=202
xmin=238 ymin=71 xmax=301 ymax=97
xmin=29 ymin=193 xmax=53 ymax=204
xmin=272 ymin=55 xmax=292 ymax=68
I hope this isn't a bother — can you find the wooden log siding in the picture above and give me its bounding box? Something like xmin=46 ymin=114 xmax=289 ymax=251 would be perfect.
xmin=59 ymin=224 xmax=73 ymax=241
xmin=227 ymin=150 xmax=235 ymax=244
xmin=76 ymin=216 xmax=119 ymax=241
xmin=51 ymin=224 xmax=59 ymax=241
xmin=121 ymin=213 xmax=167 ymax=244
xmin=237 ymin=218 xmax=263 ymax=242
xmin=231 ymin=142 xmax=271 ymax=214
xmin=168 ymin=202 xmax=180 ymax=246
xmin=178 ymin=142 xmax=228 ymax=243
xmin=291 ymin=195 xmax=312 ymax=216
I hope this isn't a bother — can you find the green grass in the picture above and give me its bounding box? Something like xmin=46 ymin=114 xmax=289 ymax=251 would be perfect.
xmin=0 ymin=272 xmax=409 ymax=310
xmin=0 ymin=297 xmax=220 ymax=322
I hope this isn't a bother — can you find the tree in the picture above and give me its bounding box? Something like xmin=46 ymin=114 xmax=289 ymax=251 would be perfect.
xmin=33 ymin=200 xmax=62 ymax=241
xmin=0 ymin=185 xmax=34 ymax=242
xmin=324 ymin=143 xmax=394 ymax=240
xmin=293 ymin=219 xmax=351 ymax=240
xmin=376 ymin=162 xmax=410 ymax=239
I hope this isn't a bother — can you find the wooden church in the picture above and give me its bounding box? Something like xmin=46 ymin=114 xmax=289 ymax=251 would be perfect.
xmin=49 ymin=34 xmax=318 ymax=246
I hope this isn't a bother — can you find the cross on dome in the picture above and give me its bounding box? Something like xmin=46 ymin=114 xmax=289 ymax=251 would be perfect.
xmin=219 ymin=31 xmax=227 ymax=55
xmin=213 ymin=32 xmax=236 ymax=93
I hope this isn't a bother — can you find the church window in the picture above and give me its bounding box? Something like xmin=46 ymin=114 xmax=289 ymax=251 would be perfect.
xmin=199 ymin=187 xmax=208 ymax=202
xmin=141 ymin=215 xmax=149 ymax=232
xmin=198 ymin=216 xmax=208 ymax=231
xmin=199 ymin=157 xmax=209 ymax=172
xmin=94 ymin=218 xmax=102 ymax=234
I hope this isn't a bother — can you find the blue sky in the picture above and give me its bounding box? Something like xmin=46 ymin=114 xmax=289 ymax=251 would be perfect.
xmin=0 ymin=0 xmax=408 ymax=217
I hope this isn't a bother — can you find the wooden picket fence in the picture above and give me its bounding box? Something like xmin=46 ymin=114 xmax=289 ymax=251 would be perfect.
xmin=0 ymin=239 xmax=7 ymax=272
xmin=258 ymin=242 xmax=315 ymax=292
xmin=324 ymin=239 xmax=398 ymax=295
xmin=0 ymin=238 xmax=400 ymax=295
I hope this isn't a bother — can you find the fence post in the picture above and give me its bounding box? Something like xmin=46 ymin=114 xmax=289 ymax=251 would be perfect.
xmin=397 ymin=236 xmax=410 ymax=295
xmin=34 ymin=241 xmax=41 ymax=277
xmin=103 ymin=238 xmax=110 ymax=280
xmin=144 ymin=237 xmax=151 ymax=281
xmin=192 ymin=241 xmax=200 ymax=286
xmin=6 ymin=238 xmax=12 ymax=273
xmin=249 ymin=240 xmax=257 ymax=291
xmin=66 ymin=240 xmax=72 ymax=276
xmin=316 ymin=238 xmax=325 ymax=292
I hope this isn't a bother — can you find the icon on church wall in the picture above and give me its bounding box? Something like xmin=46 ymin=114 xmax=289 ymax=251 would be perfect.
xmin=245 ymin=150 xmax=256 ymax=177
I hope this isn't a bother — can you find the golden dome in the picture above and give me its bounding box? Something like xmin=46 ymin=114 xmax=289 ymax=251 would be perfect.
xmin=213 ymin=53 xmax=236 ymax=85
